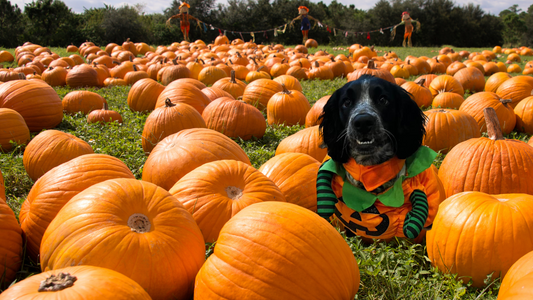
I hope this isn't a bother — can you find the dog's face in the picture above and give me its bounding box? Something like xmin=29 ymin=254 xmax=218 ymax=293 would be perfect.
xmin=319 ymin=75 xmax=426 ymax=166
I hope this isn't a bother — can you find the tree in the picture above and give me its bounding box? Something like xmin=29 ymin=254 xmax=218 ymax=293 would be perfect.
xmin=499 ymin=5 xmax=527 ymax=47
xmin=0 ymin=0 xmax=25 ymax=47
xmin=521 ymin=4 xmax=533 ymax=47
xmin=101 ymin=4 xmax=150 ymax=44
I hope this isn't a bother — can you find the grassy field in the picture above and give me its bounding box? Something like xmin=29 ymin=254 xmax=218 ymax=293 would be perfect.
xmin=1 ymin=44 xmax=532 ymax=298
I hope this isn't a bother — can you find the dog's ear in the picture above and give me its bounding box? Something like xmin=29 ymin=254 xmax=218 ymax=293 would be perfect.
xmin=319 ymin=87 xmax=351 ymax=163
xmin=394 ymin=86 xmax=427 ymax=159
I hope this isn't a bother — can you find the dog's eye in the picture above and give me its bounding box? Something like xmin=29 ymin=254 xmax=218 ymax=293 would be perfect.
xmin=378 ymin=97 xmax=388 ymax=106
xmin=342 ymin=99 xmax=352 ymax=108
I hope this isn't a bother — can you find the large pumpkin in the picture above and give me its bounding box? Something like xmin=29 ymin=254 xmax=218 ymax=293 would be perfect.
xmin=258 ymin=153 xmax=320 ymax=211
xmin=194 ymin=202 xmax=360 ymax=299
xmin=142 ymin=128 xmax=251 ymax=191
xmin=0 ymin=199 xmax=22 ymax=289
xmin=401 ymin=79 xmax=433 ymax=108
xmin=242 ymin=79 xmax=283 ymax=111
xmin=429 ymin=75 xmax=464 ymax=98
xmin=459 ymin=92 xmax=516 ymax=134
xmin=438 ymin=108 xmax=533 ymax=197
xmin=66 ymin=64 xmax=100 ymax=88
xmin=423 ymin=109 xmax=480 ymax=154
xmin=267 ymin=84 xmax=310 ymax=126
xmin=427 ymin=192 xmax=533 ymax=287
xmin=496 ymin=76 xmax=533 ymax=108
xmin=155 ymin=81 xmax=211 ymax=114
xmin=347 ymin=60 xmax=395 ymax=84
xmin=62 ymin=91 xmax=107 ymax=115
xmin=275 ymin=126 xmax=327 ymax=162
xmin=431 ymin=91 xmax=464 ymax=109
xmin=0 ymin=79 xmax=63 ymax=131
xmin=0 ymin=108 xmax=30 ymax=152
xmin=453 ymin=67 xmax=485 ymax=93
xmin=499 ymin=250 xmax=533 ymax=299
xmin=127 ymin=78 xmax=165 ymax=113
xmin=305 ymin=95 xmax=330 ymax=127
xmin=169 ymin=160 xmax=285 ymax=243
xmin=211 ymin=70 xmax=246 ymax=99
xmin=40 ymin=179 xmax=205 ymax=300
xmin=23 ymin=130 xmax=94 ymax=181
xmin=514 ymin=96 xmax=533 ymax=134
xmin=19 ymin=154 xmax=134 ymax=261
xmin=0 ymin=266 xmax=151 ymax=300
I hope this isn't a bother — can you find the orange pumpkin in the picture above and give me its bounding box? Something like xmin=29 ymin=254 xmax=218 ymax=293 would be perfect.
xmin=513 ymin=96 xmax=533 ymax=134
xmin=40 ymin=178 xmax=205 ymax=300
xmin=431 ymin=92 xmax=464 ymax=109
xmin=267 ymin=84 xmax=310 ymax=126
xmin=127 ymin=78 xmax=165 ymax=113
xmin=66 ymin=64 xmax=100 ymax=87
xmin=459 ymin=92 xmax=516 ymax=134
xmin=429 ymin=75 xmax=464 ymax=98
xmin=242 ymin=79 xmax=283 ymax=111
xmin=275 ymin=125 xmax=327 ymax=162
xmin=484 ymin=72 xmax=512 ymax=93
xmin=19 ymin=154 xmax=134 ymax=261
xmin=160 ymin=64 xmax=192 ymax=85
xmin=427 ymin=192 xmax=533 ymax=287
xmin=414 ymin=74 xmax=437 ymax=88
xmin=0 ymin=108 xmax=30 ymax=152
xmin=499 ymin=250 xmax=533 ymax=299
xmin=496 ymin=76 xmax=533 ymax=108
xmin=305 ymin=95 xmax=330 ymax=127
xmin=62 ymin=90 xmax=107 ymax=115
xmin=198 ymin=66 xmax=228 ymax=86
xmin=124 ymin=65 xmax=150 ymax=85
xmin=347 ymin=60 xmax=395 ymax=84
xmin=423 ymin=109 xmax=480 ymax=153
xmin=142 ymin=128 xmax=251 ymax=191
xmin=41 ymin=66 xmax=68 ymax=86
xmin=155 ymin=81 xmax=211 ymax=114
xmin=0 ymin=266 xmax=152 ymax=299
xmin=0 ymin=199 xmax=22 ymax=289
xmin=453 ymin=67 xmax=485 ymax=93
xmin=87 ymin=103 xmax=123 ymax=124
xmin=194 ymin=202 xmax=360 ymax=299
xmin=273 ymin=74 xmax=302 ymax=92
xmin=212 ymin=70 xmax=247 ymax=99
xmin=401 ymin=79 xmax=433 ymax=108
xmin=169 ymin=160 xmax=285 ymax=243
xmin=201 ymin=86 xmax=235 ymax=101
xmin=438 ymin=108 xmax=533 ymax=197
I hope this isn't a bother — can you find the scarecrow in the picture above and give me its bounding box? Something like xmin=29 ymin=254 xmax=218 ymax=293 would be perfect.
xmin=391 ymin=11 xmax=421 ymax=47
xmin=290 ymin=6 xmax=321 ymax=44
xmin=166 ymin=2 xmax=201 ymax=42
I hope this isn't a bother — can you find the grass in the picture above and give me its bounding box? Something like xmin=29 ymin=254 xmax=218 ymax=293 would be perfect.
xmin=1 ymin=43 xmax=532 ymax=297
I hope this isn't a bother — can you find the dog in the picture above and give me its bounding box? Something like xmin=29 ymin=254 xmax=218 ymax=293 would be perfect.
xmin=316 ymin=75 xmax=444 ymax=240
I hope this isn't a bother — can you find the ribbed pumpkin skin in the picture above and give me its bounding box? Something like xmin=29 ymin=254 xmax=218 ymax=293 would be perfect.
xmin=267 ymin=89 xmax=310 ymax=126
xmin=19 ymin=154 xmax=134 ymax=261
xmin=347 ymin=61 xmax=396 ymax=84
xmin=0 ymin=266 xmax=152 ymax=300
xmin=438 ymin=138 xmax=533 ymax=197
xmin=169 ymin=160 xmax=286 ymax=243
xmin=242 ymin=79 xmax=283 ymax=111
xmin=127 ymin=78 xmax=165 ymax=113
xmin=198 ymin=66 xmax=228 ymax=86
xmin=514 ymin=96 xmax=533 ymax=134
xmin=194 ymin=202 xmax=360 ymax=300
xmin=161 ymin=65 xmax=192 ymax=85
xmin=453 ymin=67 xmax=485 ymax=93
xmin=499 ymin=251 xmax=533 ymax=299
xmin=23 ymin=130 xmax=94 ymax=181
xmin=0 ymin=199 xmax=22 ymax=288
xmin=142 ymin=101 xmax=206 ymax=154
xmin=40 ymin=179 xmax=205 ymax=300
xmin=427 ymin=192 xmax=533 ymax=287
xmin=155 ymin=81 xmax=211 ymax=114
xmin=459 ymin=92 xmax=516 ymax=134
xmin=305 ymin=95 xmax=330 ymax=127
xmin=258 ymin=153 xmax=320 ymax=211
xmin=429 ymin=75 xmax=465 ymax=98
xmin=423 ymin=109 xmax=480 ymax=154
xmin=496 ymin=76 xmax=533 ymax=108
xmin=142 ymin=128 xmax=251 ymax=191
xmin=431 ymin=92 xmax=464 ymax=109
xmin=62 ymin=91 xmax=107 ymax=115
xmin=66 ymin=64 xmax=100 ymax=88
xmin=273 ymin=74 xmax=303 ymax=92
xmin=0 ymin=80 xmax=63 ymax=132
xmin=275 ymin=126 xmax=327 ymax=162
xmin=202 ymin=98 xmax=266 ymax=140
xmin=201 ymin=87 xmax=234 ymax=101
xmin=485 ymin=72 xmax=511 ymax=93
xmin=87 ymin=107 xmax=123 ymax=124
xmin=401 ymin=81 xmax=433 ymax=108
xmin=0 ymin=108 xmax=30 ymax=152
xmin=211 ymin=73 xmax=247 ymax=99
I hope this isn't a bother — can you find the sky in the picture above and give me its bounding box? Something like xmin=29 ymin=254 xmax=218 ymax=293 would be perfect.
xmin=10 ymin=0 xmax=531 ymax=16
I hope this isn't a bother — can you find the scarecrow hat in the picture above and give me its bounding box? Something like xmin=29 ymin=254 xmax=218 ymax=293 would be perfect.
xmin=298 ymin=6 xmax=309 ymax=14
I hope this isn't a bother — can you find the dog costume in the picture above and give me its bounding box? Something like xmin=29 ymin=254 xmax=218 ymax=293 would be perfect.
xmin=317 ymin=146 xmax=443 ymax=240
xmin=390 ymin=11 xmax=421 ymax=47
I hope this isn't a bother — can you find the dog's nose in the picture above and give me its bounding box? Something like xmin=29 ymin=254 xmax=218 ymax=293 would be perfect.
xmin=353 ymin=113 xmax=375 ymax=134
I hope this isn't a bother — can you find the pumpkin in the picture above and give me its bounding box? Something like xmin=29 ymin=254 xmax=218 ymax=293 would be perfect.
xmin=160 ymin=64 xmax=192 ymax=85
xmin=496 ymin=76 xmax=533 ymax=108
xmin=62 ymin=90 xmax=107 ymax=115
xmin=194 ymin=201 xmax=360 ymax=299
xmin=41 ymin=66 xmax=68 ymax=86
xmin=169 ymin=160 xmax=285 ymax=243
xmin=305 ymin=38 xmax=319 ymax=48
xmin=214 ymin=35 xmax=230 ymax=45
xmin=445 ymin=61 xmax=466 ymax=76
xmin=482 ymin=61 xmax=499 ymax=76
xmin=0 ymin=266 xmax=152 ymax=300
xmin=87 ymin=103 xmax=123 ymax=124
xmin=423 ymin=109 xmax=480 ymax=153
xmin=414 ymin=74 xmax=437 ymax=88
xmin=0 ymin=199 xmax=22 ymax=289
xmin=142 ymin=99 xmax=206 ymax=154
xmin=427 ymin=192 xmax=533 ymax=287
xmin=431 ymin=91 xmax=464 ymax=109
xmin=273 ymin=74 xmax=302 ymax=92
xmin=20 ymin=154 xmax=134 ymax=261
xmin=212 ymin=70 xmax=246 ymax=99
xmin=401 ymin=79 xmax=433 ymax=108
xmin=459 ymin=92 xmax=516 ymax=134
xmin=407 ymin=58 xmax=431 ymax=75
xmin=438 ymin=107 xmax=533 ymax=197
xmin=0 ymin=108 xmax=30 ymax=152
xmin=305 ymin=95 xmax=330 ymax=127
xmin=201 ymin=86 xmax=234 ymax=101
xmin=395 ymin=77 xmax=407 ymax=86
xmin=65 ymin=64 xmax=101 ymax=88
xmin=245 ymin=65 xmax=271 ymax=82
xmin=23 ymin=130 xmax=94 ymax=181
xmin=275 ymin=125 xmax=327 ymax=162
xmin=267 ymin=84 xmax=310 ymax=126
xmin=40 ymin=178 xmax=205 ymax=300
xmin=0 ymin=79 xmax=63 ymax=131
xmin=124 ymin=65 xmax=150 ymax=85
xmin=507 ymin=64 xmax=522 ymax=73
xmin=499 ymin=250 xmax=533 ymax=299
xmin=0 ymin=51 xmax=15 ymax=63
xmin=513 ymin=96 xmax=533 ymax=134
xmin=142 ymin=128 xmax=251 ymax=191
xmin=155 ymin=81 xmax=211 ymax=114
xmin=429 ymin=75 xmax=464 ymax=98
xmin=485 ymin=72 xmax=512 ymax=93
xmin=390 ymin=64 xmax=410 ymax=79
xmin=348 ymin=60 xmax=395 ymax=84
xmin=286 ymin=65 xmax=309 ymax=80
xmin=202 ymin=97 xmax=266 ymax=140
xmin=242 ymin=79 xmax=283 ymax=111
xmin=453 ymin=67 xmax=485 ymax=93
xmin=127 ymin=78 xmax=165 ymax=113
xmin=198 ymin=66 xmax=228 ymax=86
xmin=258 ymin=153 xmax=320 ymax=211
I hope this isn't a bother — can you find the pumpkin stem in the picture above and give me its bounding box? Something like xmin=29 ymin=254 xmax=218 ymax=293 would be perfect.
xmin=367 ymin=60 xmax=375 ymax=69
xmin=299 ymin=61 xmax=303 ymax=68
xmin=417 ymin=78 xmax=426 ymax=87
xmin=313 ymin=61 xmax=319 ymax=68
xmin=230 ymin=70 xmax=236 ymax=83
xmin=164 ymin=98 xmax=176 ymax=108
xmin=281 ymin=83 xmax=291 ymax=94
xmin=133 ymin=64 xmax=138 ymax=72
xmin=38 ymin=273 xmax=77 ymax=292
xmin=483 ymin=107 xmax=504 ymax=141
xmin=128 ymin=213 xmax=151 ymax=233
xmin=226 ymin=186 xmax=243 ymax=200
xmin=103 ymin=102 xmax=108 ymax=110
xmin=257 ymin=65 xmax=266 ymax=72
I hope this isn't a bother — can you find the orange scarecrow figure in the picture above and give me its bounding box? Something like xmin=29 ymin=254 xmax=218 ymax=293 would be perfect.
xmin=166 ymin=2 xmax=201 ymax=42
xmin=391 ymin=11 xmax=421 ymax=47
xmin=290 ymin=6 xmax=321 ymax=44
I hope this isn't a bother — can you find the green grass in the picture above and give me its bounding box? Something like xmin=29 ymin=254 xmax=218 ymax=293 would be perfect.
xmin=2 ymin=44 xmax=532 ymax=297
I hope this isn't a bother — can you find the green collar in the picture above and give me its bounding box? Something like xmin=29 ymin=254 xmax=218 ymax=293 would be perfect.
xmin=319 ymin=146 xmax=437 ymax=212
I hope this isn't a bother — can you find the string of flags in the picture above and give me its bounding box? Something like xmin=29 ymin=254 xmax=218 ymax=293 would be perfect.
xmin=195 ymin=18 xmax=396 ymax=41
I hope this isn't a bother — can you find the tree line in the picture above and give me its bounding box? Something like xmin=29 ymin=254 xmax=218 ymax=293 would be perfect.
xmin=1 ymin=0 xmax=532 ymax=48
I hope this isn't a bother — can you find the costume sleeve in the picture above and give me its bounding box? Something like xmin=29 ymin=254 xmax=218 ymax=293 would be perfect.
xmin=417 ymin=165 xmax=445 ymax=227
xmin=316 ymin=168 xmax=337 ymax=220
xmin=403 ymin=190 xmax=429 ymax=239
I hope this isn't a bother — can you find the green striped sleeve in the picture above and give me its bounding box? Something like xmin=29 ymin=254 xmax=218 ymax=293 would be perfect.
xmin=317 ymin=169 xmax=337 ymax=220
xmin=403 ymin=190 xmax=429 ymax=239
